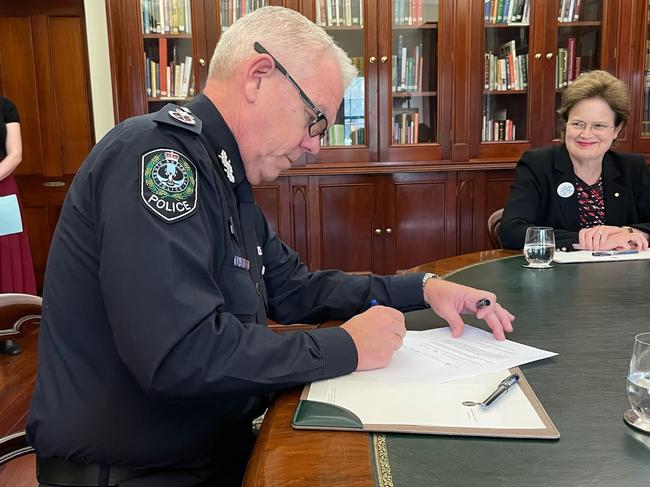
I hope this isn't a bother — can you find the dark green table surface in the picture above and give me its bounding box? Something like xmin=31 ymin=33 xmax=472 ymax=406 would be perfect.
xmin=373 ymin=255 xmax=650 ymax=487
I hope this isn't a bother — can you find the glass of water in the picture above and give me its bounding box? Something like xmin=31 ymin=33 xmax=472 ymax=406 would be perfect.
xmin=625 ymin=332 xmax=650 ymax=432
xmin=523 ymin=227 xmax=555 ymax=268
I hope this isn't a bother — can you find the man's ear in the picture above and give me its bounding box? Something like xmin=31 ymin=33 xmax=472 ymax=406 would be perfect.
xmin=243 ymin=55 xmax=275 ymax=103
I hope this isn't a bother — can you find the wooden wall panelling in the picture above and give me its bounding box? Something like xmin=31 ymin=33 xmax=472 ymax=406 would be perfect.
xmin=106 ymin=0 xmax=146 ymax=121
xmin=0 ymin=16 xmax=43 ymax=176
xmin=437 ymin=0 xmax=453 ymax=161
xmin=190 ymin=0 xmax=210 ymax=92
xmin=31 ymin=15 xmax=62 ymax=177
xmin=531 ymin=0 xmax=552 ymax=146
xmin=451 ymin=0 xmax=470 ymax=162
xmin=456 ymin=171 xmax=477 ymax=255
xmin=628 ymin=0 xmax=650 ymax=154
xmin=289 ymin=175 xmax=309 ymax=264
xmin=49 ymin=16 xmax=94 ymax=174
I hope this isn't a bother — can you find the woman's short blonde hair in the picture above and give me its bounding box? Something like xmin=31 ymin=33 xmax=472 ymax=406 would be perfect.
xmin=557 ymin=70 xmax=630 ymax=126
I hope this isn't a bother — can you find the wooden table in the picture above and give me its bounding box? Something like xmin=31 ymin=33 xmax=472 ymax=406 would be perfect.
xmin=243 ymin=250 xmax=517 ymax=486
xmin=244 ymin=249 xmax=650 ymax=486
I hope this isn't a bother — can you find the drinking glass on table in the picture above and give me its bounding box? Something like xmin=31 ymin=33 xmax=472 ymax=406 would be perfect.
xmin=523 ymin=227 xmax=555 ymax=268
xmin=625 ymin=332 xmax=650 ymax=433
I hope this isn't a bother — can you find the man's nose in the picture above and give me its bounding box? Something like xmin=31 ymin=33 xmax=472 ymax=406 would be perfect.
xmin=301 ymin=133 xmax=321 ymax=155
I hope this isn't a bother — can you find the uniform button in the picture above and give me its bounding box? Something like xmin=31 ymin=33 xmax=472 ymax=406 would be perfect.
xmin=614 ymin=192 xmax=620 ymax=197
xmin=255 ymin=282 xmax=261 ymax=295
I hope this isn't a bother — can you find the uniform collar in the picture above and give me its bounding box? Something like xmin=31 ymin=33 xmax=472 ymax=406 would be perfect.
xmin=185 ymin=94 xmax=247 ymax=187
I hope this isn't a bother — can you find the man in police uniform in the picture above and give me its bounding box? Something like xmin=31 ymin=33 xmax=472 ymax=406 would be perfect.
xmin=27 ymin=7 xmax=515 ymax=487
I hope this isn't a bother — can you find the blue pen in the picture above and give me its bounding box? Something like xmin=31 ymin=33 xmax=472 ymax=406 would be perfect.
xmin=592 ymin=249 xmax=639 ymax=256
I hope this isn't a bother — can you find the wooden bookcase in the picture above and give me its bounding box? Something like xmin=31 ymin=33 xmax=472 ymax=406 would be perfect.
xmin=102 ymin=0 xmax=650 ymax=275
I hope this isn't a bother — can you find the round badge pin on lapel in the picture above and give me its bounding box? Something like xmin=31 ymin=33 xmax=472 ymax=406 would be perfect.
xmin=557 ymin=182 xmax=575 ymax=198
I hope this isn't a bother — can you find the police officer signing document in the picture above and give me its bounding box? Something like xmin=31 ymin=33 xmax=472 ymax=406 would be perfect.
xmin=27 ymin=7 xmax=514 ymax=487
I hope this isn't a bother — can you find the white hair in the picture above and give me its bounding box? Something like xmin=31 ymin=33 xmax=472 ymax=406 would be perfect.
xmin=208 ymin=6 xmax=357 ymax=88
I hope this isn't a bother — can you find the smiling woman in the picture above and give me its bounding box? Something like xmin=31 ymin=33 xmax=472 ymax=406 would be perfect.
xmin=499 ymin=70 xmax=650 ymax=252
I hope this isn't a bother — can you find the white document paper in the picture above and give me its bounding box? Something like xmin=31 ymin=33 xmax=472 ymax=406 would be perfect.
xmin=359 ymin=325 xmax=556 ymax=384
xmin=0 ymin=194 xmax=23 ymax=236
xmin=307 ymin=370 xmax=546 ymax=429
xmin=554 ymin=250 xmax=650 ymax=263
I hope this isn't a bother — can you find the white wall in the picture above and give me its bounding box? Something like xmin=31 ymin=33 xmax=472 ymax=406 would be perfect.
xmin=84 ymin=0 xmax=115 ymax=142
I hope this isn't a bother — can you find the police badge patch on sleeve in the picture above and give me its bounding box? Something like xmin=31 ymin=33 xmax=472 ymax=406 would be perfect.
xmin=140 ymin=148 xmax=198 ymax=222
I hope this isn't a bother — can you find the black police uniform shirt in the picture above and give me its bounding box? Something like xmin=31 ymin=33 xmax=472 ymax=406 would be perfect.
xmin=26 ymin=94 xmax=428 ymax=467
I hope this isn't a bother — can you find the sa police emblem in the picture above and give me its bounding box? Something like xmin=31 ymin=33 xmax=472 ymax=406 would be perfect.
xmin=141 ymin=148 xmax=198 ymax=222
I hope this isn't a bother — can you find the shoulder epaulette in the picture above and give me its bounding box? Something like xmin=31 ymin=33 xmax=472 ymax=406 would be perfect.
xmin=153 ymin=103 xmax=202 ymax=135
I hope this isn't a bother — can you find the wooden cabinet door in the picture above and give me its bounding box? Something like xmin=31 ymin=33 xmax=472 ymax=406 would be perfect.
xmin=0 ymin=1 xmax=93 ymax=290
xmin=377 ymin=0 xmax=451 ymax=162
xmin=457 ymin=169 xmax=515 ymax=253
xmin=306 ymin=174 xmax=383 ymax=273
xmin=383 ymin=172 xmax=457 ymax=273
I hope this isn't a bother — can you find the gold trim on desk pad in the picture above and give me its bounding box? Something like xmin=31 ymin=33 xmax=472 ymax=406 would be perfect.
xmin=372 ymin=434 xmax=394 ymax=487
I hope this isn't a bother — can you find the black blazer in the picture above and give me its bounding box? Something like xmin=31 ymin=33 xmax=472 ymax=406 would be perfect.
xmin=500 ymin=144 xmax=650 ymax=249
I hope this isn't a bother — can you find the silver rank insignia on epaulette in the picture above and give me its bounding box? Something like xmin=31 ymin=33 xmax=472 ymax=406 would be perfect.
xmin=218 ymin=149 xmax=235 ymax=183
xmin=168 ymin=108 xmax=196 ymax=125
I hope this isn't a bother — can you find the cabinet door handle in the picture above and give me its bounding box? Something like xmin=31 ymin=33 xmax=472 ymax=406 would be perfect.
xmin=534 ymin=53 xmax=542 ymax=60
xmin=380 ymin=56 xmax=388 ymax=63
xmin=369 ymin=56 xmax=376 ymax=64
xmin=43 ymin=181 xmax=66 ymax=188
xmin=546 ymin=52 xmax=553 ymax=60
xmin=374 ymin=228 xmax=382 ymax=235
xmin=385 ymin=228 xmax=392 ymax=235
xmin=199 ymin=58 xmax=206 ymax=66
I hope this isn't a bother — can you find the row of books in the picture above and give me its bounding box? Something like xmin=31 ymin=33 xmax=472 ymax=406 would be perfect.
xmin=319 ymin=123 xmax=366 ymax=146
xmin=484 ymin=40 xmax=528 ymax=91
xmin=315 ymin=0 xmax=364 ymax=27
xmin=145 ymin=52 xmax=194 ymax=98
xmin=392 ymin=45 xmax=426 ymax=93
xmin=221 ymin=0 xmax=266 ymax=30
xmin=484 ymin=52 xmax=528 ymax=91
xmin=556 ymin=38 xmax=583 ymax=89
xmin=393 ymin=0 xmax=434 ymax=26
xmin=393 ymin=110 xmax=420 ymax=145
xmin=141 ymin=0 xmax=192 ymax=35
xmin=484 ymin=0 xmax=530 ymax=25
xmin=557 ymin=0 xmax=585 ymax=22
xmin=482 ymin=118 xmax=516 ymax=142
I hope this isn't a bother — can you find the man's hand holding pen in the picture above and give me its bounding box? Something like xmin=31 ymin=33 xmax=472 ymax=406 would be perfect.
xmin=423 ymin=279 xmax=515 ymax=341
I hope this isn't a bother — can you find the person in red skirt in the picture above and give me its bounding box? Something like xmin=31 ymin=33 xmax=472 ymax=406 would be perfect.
xmin=0 ymin=96 xmax=37 ymax=355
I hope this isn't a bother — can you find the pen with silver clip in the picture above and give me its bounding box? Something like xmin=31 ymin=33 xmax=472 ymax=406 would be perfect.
xmin=480 ymin=373 xmax=520 ymax=409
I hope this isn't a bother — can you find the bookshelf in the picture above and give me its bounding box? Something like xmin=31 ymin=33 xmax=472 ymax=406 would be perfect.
xmin=220 ymin=0 xmax=269 ymax=32
xmin=303 ymin=0 xmax=447 ymax=163
xmin=482 ymin=0 xmax=530 ymax=144
xmin=473 ymin=0 xmax=617 ymax=156
xmin=391 ymin=2 xmax=439 ymax=147
xmin=314 ymin=0 xmax=366 ymax=148
xmin=554 ymin=0 xmax=604 ymax=138
xmin=141 ymin=0 xmax=197 ymax=113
